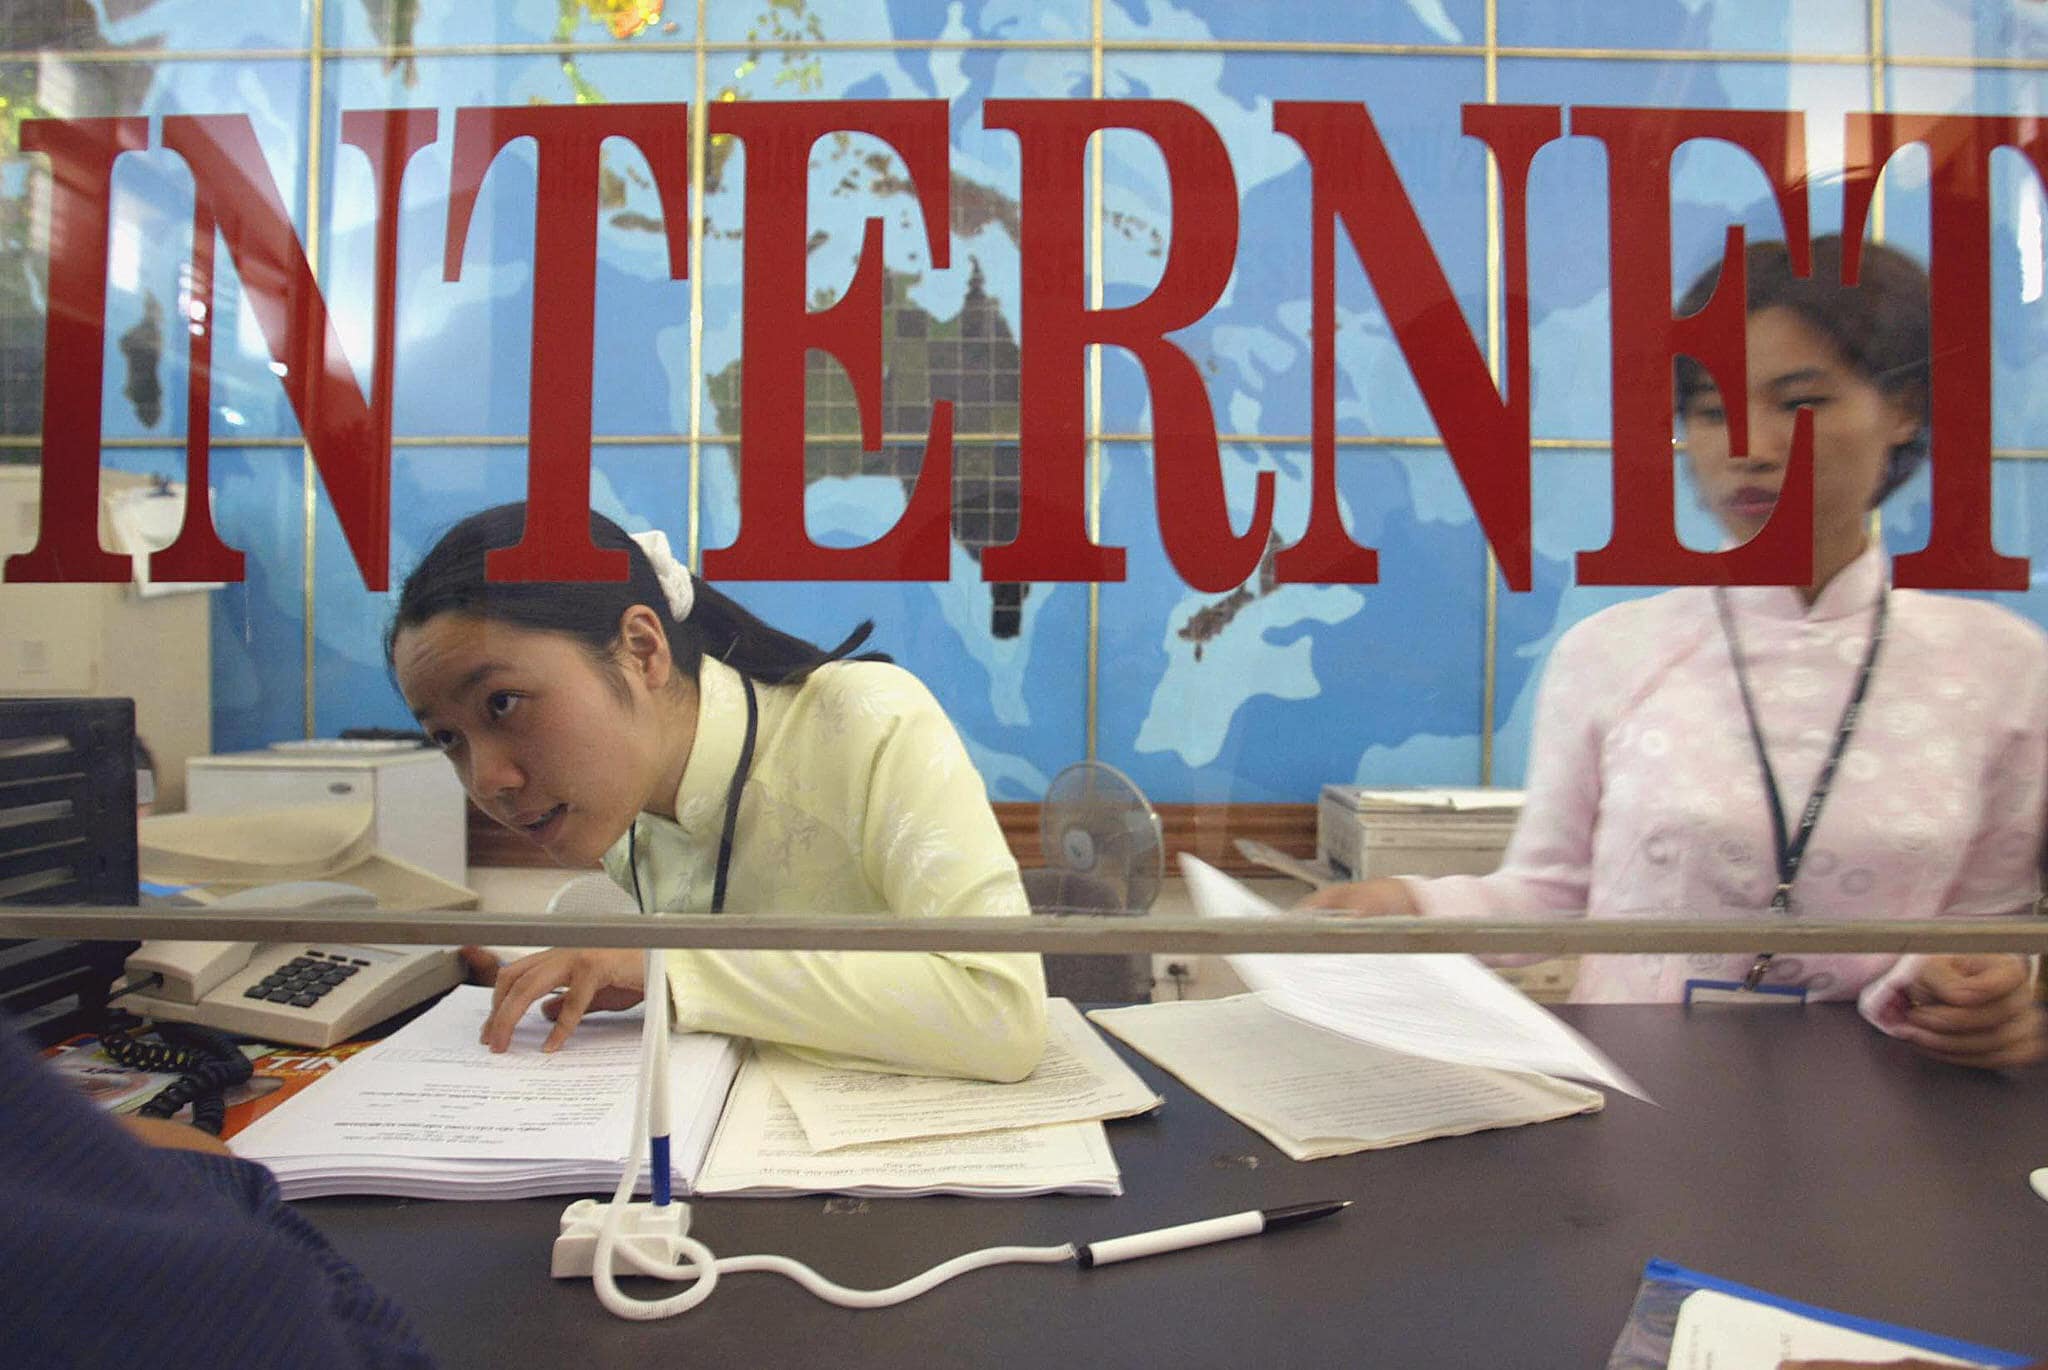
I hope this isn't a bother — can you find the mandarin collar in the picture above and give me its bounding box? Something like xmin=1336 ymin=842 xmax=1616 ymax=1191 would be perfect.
xmin=1719 ymin=542 xmax=1887 ymax=623
xmin=662 ymin=654 xmax=748 ymax=840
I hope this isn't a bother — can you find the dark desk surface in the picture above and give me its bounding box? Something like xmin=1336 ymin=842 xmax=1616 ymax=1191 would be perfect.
xmin=303 ymin=1004 xmax=2048 ymax=1369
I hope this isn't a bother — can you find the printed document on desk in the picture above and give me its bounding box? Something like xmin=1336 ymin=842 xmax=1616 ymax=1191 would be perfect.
xmin=1181 ymin=855 xmax=1647 ymax=1100
xmin=1669 ymin=1290 xmax=1991 ymax=1368
xmin=1604 ymin=1260 xmax=2030 ymax=1370
xmin=228 ymin=986 xmax=742 ymax=1199
xmin=695 ymin=1050 xmax=1122 ymax=1197
xmin=758 ymin=999 xmax=1160 ymax=1150
xmin=1089 ymin=995 xmax=1601 ymax=1160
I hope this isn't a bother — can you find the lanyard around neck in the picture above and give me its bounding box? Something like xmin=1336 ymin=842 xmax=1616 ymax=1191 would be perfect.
xmin=627 ymin=674 xmax=760 ymax=917
xmin=1713 ymin=584 xmax=1888 ymax=922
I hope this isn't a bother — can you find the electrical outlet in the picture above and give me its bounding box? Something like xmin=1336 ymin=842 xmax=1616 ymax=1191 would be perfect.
xmin=1152 ymin=955 xmax=1195 ymax=984
xmin=1149 ymin=957 xmax=1249 ymax=1003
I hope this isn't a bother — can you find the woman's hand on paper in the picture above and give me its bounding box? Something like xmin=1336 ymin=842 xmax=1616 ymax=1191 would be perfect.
xmin=1295 ymin=878 xmax=1421 ymax=918
xmin=1886 ymin=954 xmax=2046 ymax=1070
xmin=478 ymin=948 xmax=648 ymax=1053
xmin=458 ymin=945 xmax=504 ymax=985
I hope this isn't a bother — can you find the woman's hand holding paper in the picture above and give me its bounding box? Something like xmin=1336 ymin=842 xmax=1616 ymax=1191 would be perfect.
xmin=1884 ymin=954 xmax=2046 ymax=1070
xmin=1295 ymin=878 xmax=1421 ymax=918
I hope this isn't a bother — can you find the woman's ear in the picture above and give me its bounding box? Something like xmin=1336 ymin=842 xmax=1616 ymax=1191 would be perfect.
xmin=1883 ymin=385 xmax=1926 ymax=451
xmin=615 ymin=605 xmax=675 ymax=693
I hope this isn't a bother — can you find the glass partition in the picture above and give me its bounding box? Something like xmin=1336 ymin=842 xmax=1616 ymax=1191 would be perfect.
xmin=1 ymin=1 xmax=2043 ymax=965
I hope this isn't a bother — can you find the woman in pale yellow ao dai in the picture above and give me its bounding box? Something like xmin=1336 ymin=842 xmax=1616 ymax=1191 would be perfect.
xmin=389 ymin=503 xmax=1047 ymax=1082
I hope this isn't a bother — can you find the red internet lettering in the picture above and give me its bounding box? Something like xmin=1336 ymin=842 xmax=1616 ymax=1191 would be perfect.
xmin=1 ymin=102 xmax=2026 ymax=593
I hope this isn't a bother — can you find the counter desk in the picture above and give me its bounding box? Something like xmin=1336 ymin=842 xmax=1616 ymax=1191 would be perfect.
xmin=303 ymin=1004 xmax=2048 ymax=1369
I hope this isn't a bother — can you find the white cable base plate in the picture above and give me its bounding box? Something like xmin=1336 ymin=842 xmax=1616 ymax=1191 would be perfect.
xmin=552 ymin=1197 xmax=693 ymax=1279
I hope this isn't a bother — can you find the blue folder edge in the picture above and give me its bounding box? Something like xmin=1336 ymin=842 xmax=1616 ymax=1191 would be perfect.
xmin=1642 ymin=1258 xmax=2031 ymax=1367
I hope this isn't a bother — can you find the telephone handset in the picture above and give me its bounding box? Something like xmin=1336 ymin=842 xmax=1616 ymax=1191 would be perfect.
xmin=120 ymin=882 xmax=463 ymax=1048
xmin=126 ymin=939 xmax=264 ymax=1003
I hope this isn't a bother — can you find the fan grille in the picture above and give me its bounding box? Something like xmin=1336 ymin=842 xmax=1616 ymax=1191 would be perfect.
xmin=1037 ymin=761 xmax=1164 ymax=913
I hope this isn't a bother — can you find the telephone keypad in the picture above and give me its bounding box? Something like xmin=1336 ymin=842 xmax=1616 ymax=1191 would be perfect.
xmin=250 ymin=954 xmax=352 ymax=1010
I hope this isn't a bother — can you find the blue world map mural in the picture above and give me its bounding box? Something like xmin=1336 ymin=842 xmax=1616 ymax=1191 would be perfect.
xmin=2 ymin=0 xmax=2045 ymax=804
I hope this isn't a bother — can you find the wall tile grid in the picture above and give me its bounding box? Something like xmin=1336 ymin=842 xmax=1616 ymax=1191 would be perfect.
xmin=2 ymin=0 xmax=2041 ymax=803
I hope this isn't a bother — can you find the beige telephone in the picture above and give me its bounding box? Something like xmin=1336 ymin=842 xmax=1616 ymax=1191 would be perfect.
xmin=121 ymin=882 xmax=464 ymax=1048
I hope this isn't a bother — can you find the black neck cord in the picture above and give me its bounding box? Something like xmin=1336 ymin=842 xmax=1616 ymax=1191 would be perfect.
xmin=1713 ymin=584 xmax=1889 ymax=985
xmin=628 ymin=675 xmax=759 ymax=918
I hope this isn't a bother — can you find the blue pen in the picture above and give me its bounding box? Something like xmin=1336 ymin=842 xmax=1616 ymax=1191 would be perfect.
xmin=648 ymin=955 xmax=673 ymax=1207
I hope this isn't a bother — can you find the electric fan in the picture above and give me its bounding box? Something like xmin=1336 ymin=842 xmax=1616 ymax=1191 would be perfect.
xmin=1029 ymin=760 xmax=1164 ymax=918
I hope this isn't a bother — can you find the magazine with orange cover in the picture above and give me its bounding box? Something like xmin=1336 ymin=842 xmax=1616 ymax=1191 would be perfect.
xmin=218 ymin=1041 xmax=379 ymax=1140
xmin=41 ymin=1034 xmax=182 ymax=1114
xmin=43 ymin=1033 xmax=374 ymax=1137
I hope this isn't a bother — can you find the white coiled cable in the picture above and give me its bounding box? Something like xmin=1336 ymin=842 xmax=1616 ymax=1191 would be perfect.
xmin=588 ymin=950 xmax=1075 ymax=1320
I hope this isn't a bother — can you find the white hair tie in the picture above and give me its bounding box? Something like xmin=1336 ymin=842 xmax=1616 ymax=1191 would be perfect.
xmin=628 ymin=529 xmax=695 ymax=622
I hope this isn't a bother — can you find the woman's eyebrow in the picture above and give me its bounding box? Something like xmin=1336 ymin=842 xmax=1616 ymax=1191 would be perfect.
xmin=1764 ymin=367 xmax=1830 ymax=393
xmin=409 ymin=661 xmax=512 ymax=723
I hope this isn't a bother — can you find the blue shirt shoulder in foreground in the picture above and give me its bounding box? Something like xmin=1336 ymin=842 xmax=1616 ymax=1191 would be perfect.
xmin=0 ymin=1015 xmax=434 ymax=1370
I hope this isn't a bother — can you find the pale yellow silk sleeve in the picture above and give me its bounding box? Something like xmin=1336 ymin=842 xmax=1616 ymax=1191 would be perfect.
xmin=661 ymin=672 xmax=1047 ymax=1082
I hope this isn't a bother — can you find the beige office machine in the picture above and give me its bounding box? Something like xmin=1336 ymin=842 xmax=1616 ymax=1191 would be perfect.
xmin=1316 ymin=785 xmax=1523 ymax=881
xmin=0 ymin=469 xmax=211 ymax=810
xmin=140 ymin=800 xmax=478 ymax=912
xmin=1315 ymin=785 xmax=1575 ymax=1003
xmin=185 ymin=746 xmax=469 ymax=887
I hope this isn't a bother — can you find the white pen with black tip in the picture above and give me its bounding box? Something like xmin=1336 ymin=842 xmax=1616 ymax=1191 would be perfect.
xmin=1074 ymin=1200 xmax=1352 ymax=1268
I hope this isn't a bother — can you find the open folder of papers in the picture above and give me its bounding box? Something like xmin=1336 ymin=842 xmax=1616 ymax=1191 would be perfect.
xmin=1089 ymin=995 xmax=1603 ymax=1160
xmin=1178 ymin=855 xmax=1646 ymax=1099
xmin=1605 ymin=1259 xmax=2032 ymax=1369
xmin=227 ymin=987 xmax=740 ymax=1199
xmin=1086 ymin=859 xmax=1644 ymax=1161
xmin=229 ymin=989 xmax=1152 ymax=1200
xmin=694 ymin=1053 xmax=1126 ymax=1198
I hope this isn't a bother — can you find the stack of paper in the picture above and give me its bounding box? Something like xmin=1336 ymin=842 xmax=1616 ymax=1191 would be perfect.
xmin=697 ymin=1000 xmax=1159 ymax=1197
xmin=1317 ymin=784 xmax=1524 ymax=880
xmin=1089 ymin=859 xmax=1644 ymax=1160
xmin=1183 ymin=855 xmax=1643 ymax=1098
xmin=1090 ymin=995 xmax=1602 ymax=1159
xmin=1333 ymin=786 xmax=1524 ymax=813
xmin=229 ymin=987 xmax=743 ymax=1199
xmin=230 ymin=990 xmax=1158 ymax=1200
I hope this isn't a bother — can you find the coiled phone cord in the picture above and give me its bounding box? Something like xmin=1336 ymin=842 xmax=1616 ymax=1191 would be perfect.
xmin=99 ymin=1014 xmax=254 ymax=1135
xmin=587 ymin=950 xmax=1075 ymax=1321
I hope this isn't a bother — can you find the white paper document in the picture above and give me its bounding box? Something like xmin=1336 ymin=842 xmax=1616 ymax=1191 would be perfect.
xmin=1666 ymin=1289 xmax=1986 ymax=1368
xmin=758 ymin=998 xmax=1160 ymax=1151
xmin=1181 ymin=855 xmax=1647 ymax=1100
xmin=1090 ymin=995 xmax=1601 ymax=1160
xmin=695 ymin=1050 xmax=1122 ymax=1197
xmin=230 ymin=986 xmax=743 ymax=1199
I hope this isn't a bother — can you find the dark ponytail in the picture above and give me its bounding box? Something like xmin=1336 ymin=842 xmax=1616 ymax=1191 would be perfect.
xmin=386 ymin=503 xmax=886 ymax=686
